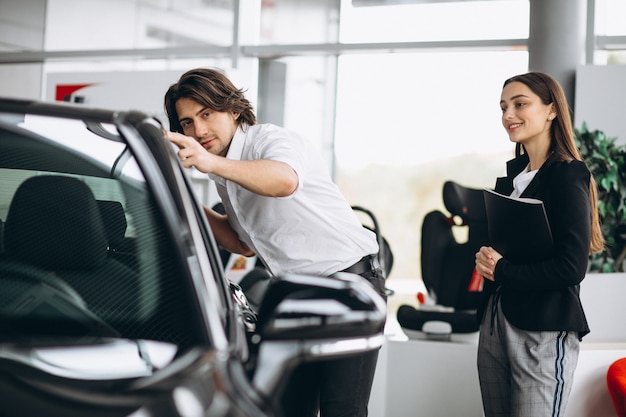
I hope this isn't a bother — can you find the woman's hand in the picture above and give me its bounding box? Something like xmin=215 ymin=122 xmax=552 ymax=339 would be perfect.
xmin=475 ymin=246 xmax=503 ymax=282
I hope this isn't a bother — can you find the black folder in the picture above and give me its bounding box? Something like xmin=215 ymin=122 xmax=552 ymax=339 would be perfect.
xmin=483 ymin=188 xmax=553 ymax=263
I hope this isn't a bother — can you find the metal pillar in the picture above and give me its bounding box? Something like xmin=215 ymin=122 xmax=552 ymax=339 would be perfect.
xmin=528 ymin=0 xmax=587 ymax=109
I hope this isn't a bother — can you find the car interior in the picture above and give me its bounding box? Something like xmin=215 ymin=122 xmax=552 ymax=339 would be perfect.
xmin=0 ymin=114 xmax=205 ymax=352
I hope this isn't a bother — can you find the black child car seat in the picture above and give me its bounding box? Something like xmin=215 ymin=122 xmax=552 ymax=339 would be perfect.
xmin=396 ymin=181 xmax=488 ymax=341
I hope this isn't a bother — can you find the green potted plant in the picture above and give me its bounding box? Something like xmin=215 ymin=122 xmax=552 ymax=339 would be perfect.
xmin=575 ymin=123 xmax=626 ymax=272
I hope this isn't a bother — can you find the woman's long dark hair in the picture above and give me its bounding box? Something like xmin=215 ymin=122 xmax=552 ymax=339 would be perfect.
xmin=504 ymin=71 xmax=604 ymax=253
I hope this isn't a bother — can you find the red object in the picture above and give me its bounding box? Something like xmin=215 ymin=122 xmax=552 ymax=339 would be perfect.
xmin=607 ymin=357 xmax=626 ymax=417
xmin=467 ymin=267 xmax=484 ymax=292
xmin=55 ymin=84 xmax=95 ymax=102
xmin=416 ymin=292 xmax=426 ymax=305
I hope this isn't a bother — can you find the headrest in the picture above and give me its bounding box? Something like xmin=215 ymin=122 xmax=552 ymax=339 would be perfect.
xmin=442 ymin=181 xmax=487 ymax=224
xmin=96 ymin=200 xmax=127 ymax=244
xmin=4 ymin=175 xmax=108 ymax=270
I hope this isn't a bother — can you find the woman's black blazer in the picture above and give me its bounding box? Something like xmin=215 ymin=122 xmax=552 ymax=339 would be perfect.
xmin=477 ymin=152 xmax=592 ymax=339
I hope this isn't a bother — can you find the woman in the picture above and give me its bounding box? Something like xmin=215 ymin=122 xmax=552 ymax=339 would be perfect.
xmin=474 ymin=71 xmax=604 ymax=417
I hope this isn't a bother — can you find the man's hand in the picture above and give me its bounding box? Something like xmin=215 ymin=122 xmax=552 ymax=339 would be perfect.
xmin=165 ymin=130 xmax=217 ymax=173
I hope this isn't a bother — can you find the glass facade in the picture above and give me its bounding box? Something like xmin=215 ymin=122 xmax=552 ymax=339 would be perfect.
xmin=596 ymin=0 xmax=626 ymax=36
xmin=259 ymin=0 xmax=339 ymax=45
xmin=334 ymin=49 xmax=527 ymax=280
xmin=0 ymin=0 xmax=624 ymax=288
xmin=340 ymin=0 xmax=528 ymax=43
xmin=44 ymin=0 xmax=236 ymax=51
xmin=595 ymin=0 xmax=626 ymax=64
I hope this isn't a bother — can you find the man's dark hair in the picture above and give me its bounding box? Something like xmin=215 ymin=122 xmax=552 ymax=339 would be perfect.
xmin=164 ymin=67 xmax=256 ymax=133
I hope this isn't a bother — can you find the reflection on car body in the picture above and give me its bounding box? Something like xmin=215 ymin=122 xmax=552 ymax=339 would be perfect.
xmin=0 ymin=97 xmax=386 ymax=417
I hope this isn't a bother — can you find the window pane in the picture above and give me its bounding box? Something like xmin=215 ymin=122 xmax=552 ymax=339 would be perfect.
xmin=335 ymin=50 xmax=527 ymax=281
xmin=259 ymin=0 xmax=339 ymax=45
xmin=44 ymin=0 xmax=235 ymax=51
xmin=593 ymin=0 xmax=626 ymax=64
xmin=341 ymin=0 xmax=529 ymax=43
xmin=595 ymin=0 xmax=626 ymax=36
xmin=262 ymin=56 xmax=337 ymax=169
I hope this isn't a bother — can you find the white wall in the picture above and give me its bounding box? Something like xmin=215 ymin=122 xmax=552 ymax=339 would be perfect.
xmin=45 ymin=70 xmax=182 ymax=122
xmin=575 ymin=65 xmax=626 ymax=144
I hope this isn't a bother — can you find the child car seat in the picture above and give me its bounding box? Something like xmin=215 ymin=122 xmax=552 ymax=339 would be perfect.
xmin=351 ymin=205 xmax=394 ymax=296
xmin=396 ymin=180 xmax=488 ymax=341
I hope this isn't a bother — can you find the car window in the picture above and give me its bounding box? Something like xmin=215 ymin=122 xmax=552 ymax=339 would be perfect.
xmin=0 ymin=114 xmax=206 ymax=353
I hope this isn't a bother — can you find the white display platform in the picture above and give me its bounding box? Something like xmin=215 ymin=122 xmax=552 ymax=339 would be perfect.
xmin=369 ymin=334 xmax=483 ymax=417
xmin=369 ymin=274 xmax=626 ymax=417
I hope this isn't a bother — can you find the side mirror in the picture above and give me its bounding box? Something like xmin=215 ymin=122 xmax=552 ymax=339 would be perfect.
xmin=251 ymin=272 xmax=386 ymax=397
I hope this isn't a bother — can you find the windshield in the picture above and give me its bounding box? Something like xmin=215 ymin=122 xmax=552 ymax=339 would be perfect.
xmin=0 ymin=112 xmax=205 ymax=354
xmin=18 ymin=114 xmax=145 ymax=180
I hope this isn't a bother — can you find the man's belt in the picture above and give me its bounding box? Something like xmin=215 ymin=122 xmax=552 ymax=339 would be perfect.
xmin=341 ymin=255 xmax=377 ymax=275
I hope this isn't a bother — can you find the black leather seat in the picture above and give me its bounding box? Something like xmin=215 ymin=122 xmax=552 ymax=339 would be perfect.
xmin=96 ymin=199 xmax=137 ymax=269
xmin=0 ymin=218 xmax=4 ymax=255
xmin=3 ymin=175 xmax=139 ymax=326
xmin=96 ymin=200 xmax=127 ymax=248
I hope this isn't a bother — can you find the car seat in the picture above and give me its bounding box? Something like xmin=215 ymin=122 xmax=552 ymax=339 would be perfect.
xmin=0 ymin=218 xmax=4 ymax=255
xmin=396 ymin=180 xmax=488 ymax=341
xmin=2 ymin=175 xmax=139 ymax=327
xmin=96 ymin=199 xmax=137 ymax=270
xmin=351 ymin=205 xmax=394 ymax=296
xmin=351 ymin=206 xmax=393 ymax=278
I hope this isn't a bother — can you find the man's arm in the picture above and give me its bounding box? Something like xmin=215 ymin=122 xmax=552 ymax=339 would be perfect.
xmin=210 ymin=158 xmax=298 ymax=197
xmin=166 ymin=131 xmax=298 ymax=197
xmin=203 ymin=205 xmax=255 ymax=256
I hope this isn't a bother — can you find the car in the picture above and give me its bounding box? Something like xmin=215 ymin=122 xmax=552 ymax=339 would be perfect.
xmin=0 ymin=97 xmax=387 ymax=417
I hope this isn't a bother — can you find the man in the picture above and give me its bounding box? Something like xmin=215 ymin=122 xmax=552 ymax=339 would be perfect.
xmin=164 ymin=67 xmax=386 ymax=417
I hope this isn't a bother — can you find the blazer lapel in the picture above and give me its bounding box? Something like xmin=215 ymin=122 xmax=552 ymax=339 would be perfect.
xmin=519 ymin=154 xmax=556 ymax=198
